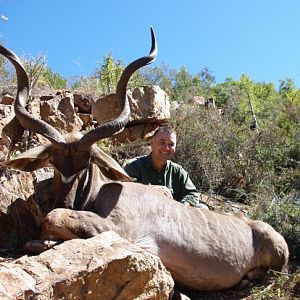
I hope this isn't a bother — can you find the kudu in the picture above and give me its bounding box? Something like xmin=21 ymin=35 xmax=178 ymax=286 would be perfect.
xmin=0 ymin=29 xmax=289 ymax=292
xmin=0 ymin=28 xmax=157 ymax=211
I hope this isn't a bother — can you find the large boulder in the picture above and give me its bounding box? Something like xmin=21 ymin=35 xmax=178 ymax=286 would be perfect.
xmin=0 ymin=172 xmax=36 ymax=213
xmin=0 ymin=231 xmax=174 ymax=299
xmin=127 ymin=85 xmax=170 ymax=122
xmin=92 ymin=86 xmax=170 ymax=124
xmin=0 ymin=169 xmax=53 ymax=248
xmin=113 ymin=123 xmax=159 ymax=143
xmin=92 ymin=86 xmax=170 ymax=142
xmin=40 ymin=92 xmax=83 ymax=134
xmin=0 ymin=86 xmax=171 ymax=146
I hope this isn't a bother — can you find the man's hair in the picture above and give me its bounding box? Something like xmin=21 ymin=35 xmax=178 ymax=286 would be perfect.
xmin=152 ymin=124 xmax=176 ymax=137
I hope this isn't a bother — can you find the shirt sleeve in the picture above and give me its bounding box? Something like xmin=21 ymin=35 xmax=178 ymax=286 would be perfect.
xmin=177 ymin=168 xmax=200 ymax=206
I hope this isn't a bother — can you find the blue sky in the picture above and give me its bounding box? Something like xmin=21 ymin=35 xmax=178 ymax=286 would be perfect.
xmin=1 ymin=1 xmax=300 ymax=87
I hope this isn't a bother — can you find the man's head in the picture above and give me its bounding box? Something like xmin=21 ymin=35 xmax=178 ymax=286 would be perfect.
xmin=150 ymin=125 xmax=177 ymax=170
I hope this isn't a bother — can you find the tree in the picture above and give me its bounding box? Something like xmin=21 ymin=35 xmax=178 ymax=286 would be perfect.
xmin=172 ymin=66 xmax=215 ymax=102
xmin=40 ymin=66 xmax=67 ymax=90
xmin=172 ymin=66 xmax=198 ymax=102
xmin=279 ymin=78 xmax=296 ymax=98
xmin=95 ymin=52 xmax=124 ymax=95
xmin=198 ymin=66 xmax=215 ymax=95
xmin=0 ymin=54 xmax=13 ymax=87
xmin=139 ymin=63 xmax=175 ymax=95
xmin=213 ymin=75 xmax=279 ymax=128
xmin=22 ymin=53 xmax=47 ymax=95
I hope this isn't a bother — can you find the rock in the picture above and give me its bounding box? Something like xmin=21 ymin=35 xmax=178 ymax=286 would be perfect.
xmin=0 ymin=171 xmax=36 ymax=213
xmin=128 ymin=86 xmax=170 ymax=122
xmin=28 ymin=96 xmax=41 ymax=117
xmin=0 ymin=94 xmax=14 ymax=105
xmin=0 ymin=104 xmax=15 ymax=159
xmin=0 ymin=169 xmax=52 ymax=248
xmin=113 ymin=123 xmax=159 ymax=143
xmin=0 ymin=231 xmax=174 ymax=299
xmin=0 ymin=195 xmax=42 ymax=249
xmin=92 ymin=86 xmax=170 ymax=142
xmin=77 ymin=113 xmax=95 ymax=130
xmin=1 ymin=116 xmax=25 ymax=155
xmin=91 ymin=94 xmax=120 ymax=124
xmin=73 ymin=93 xmax=94 ymax=113
xmin=40 ymin=92 xmax=83 ymax=134
xmin=92 ymin=86 xmax=170 ymax=124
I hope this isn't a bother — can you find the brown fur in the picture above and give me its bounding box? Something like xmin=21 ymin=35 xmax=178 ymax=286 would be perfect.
xmin=42 ymin=181 xmax=289 ymax=291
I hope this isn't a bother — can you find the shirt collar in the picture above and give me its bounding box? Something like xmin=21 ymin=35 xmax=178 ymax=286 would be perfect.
xmin=147 ymin=153 xmax=170 ymax=171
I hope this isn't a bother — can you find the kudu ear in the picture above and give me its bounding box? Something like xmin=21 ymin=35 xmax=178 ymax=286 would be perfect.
xmin=1 ymin=145 xmax=52 ymax=172
xmin=90 ymin=146 xmax=134 ymax=181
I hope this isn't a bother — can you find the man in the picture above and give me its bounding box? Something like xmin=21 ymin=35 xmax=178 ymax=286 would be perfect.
xmin=124 ymin=125 xmax=207 ymax=208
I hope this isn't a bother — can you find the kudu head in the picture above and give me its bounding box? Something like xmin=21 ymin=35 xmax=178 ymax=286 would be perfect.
xmin=0 ymin=28 xmax=157 ymax=181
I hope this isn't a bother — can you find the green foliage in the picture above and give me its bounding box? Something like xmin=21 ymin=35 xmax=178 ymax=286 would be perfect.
xmin=139 ymin=63 xmax=175 ymax=96
xmin=279 ymin=78 xmax=298 ymax=101
xmin=249 ymin=269 xmax=300 ymax=299
xmin=0 ymin=50 xmax=63 ymax=93
xmin=172 ymin=103 xmax=298 ymax=201
xmin=92 ymin=52 xmax=148 ymax=95
xmin=95 ymin=52 xmax=124 ymax=94
xmin=212 ymin=75 xmax=279 ymax=127
xmin=172 ymin=66 xmax=215 ymax=102
xmin=40 ymin=66 xmax=67 ymax=90
xmin=70 ymin=51 xmax=216 ymax=103
xmin=20 ymin=53 xmax=67 ymax=92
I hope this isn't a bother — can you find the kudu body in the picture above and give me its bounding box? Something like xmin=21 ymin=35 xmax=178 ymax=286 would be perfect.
xmin=0 ymin=30 xmax=289 ymax=291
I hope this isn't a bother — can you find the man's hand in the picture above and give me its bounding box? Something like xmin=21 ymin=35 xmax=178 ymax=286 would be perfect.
xmin=184 ymin=201 xmax=209 ymax=209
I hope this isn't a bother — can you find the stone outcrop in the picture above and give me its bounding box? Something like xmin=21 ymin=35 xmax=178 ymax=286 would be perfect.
xmin=92 ymin=86 xmax=170 ymax=142
xmin=40 ymin=92 xmax=83 ymax=134
xmin=128 ymin=85 xmax=170 ymax=122
xmin=92 ymin=86 xmax=170 ymax=124
xmin=0 ymin=85 xmax=171 ymax=150
xmin=0 ymin=231 xmax=174 ymax=300
xmin=0 ymin=168 xmax=53 ymax=249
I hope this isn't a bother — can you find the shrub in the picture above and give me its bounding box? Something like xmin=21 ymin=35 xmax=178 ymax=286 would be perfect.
xmin=249 ymin=269 xmax=300 ymax=299
xmin=249 ymin=190 xmax=300 ymax=260
xmin=172 ymin=103 xmax=298 ymax=203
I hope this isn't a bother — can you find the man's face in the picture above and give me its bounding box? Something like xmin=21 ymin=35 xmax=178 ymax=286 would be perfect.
xmin=150 ymin=130 xmax=177 ymax=163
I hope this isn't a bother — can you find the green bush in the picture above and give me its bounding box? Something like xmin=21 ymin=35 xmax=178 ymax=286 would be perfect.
xmin=172 ymin=104 xmax=297 ymax=202
xmin=249 ymin=269 xmax=300 ymax=299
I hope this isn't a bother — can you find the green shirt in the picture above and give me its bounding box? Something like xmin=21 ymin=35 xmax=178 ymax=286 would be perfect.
xmin=124 ymin=154 xmax=199 ymax=206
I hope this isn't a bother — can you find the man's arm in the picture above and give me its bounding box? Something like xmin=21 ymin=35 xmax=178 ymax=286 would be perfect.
xmin=176 ymin=167 xmax=200 ymax=206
